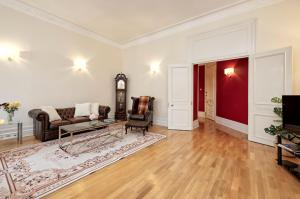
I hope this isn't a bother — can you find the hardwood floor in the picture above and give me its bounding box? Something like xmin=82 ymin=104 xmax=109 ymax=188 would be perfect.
xmin=1 ymin=120 xmax=299 ymax=198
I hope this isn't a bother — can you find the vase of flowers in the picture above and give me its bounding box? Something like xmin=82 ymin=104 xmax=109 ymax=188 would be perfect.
xmin=0 ymin=101 xmax=21 ymax=123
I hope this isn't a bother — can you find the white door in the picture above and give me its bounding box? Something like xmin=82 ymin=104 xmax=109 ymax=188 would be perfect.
xmin=205 ymin=63 xmax=216 ymax=120
xmin=168 ymin=65 xmax=192 ymax=130
xmin=248 ymin=47 xmax=292 ymax=146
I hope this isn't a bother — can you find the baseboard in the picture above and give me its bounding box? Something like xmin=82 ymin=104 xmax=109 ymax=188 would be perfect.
xmin=0 ymin=124 xmax=33 ymax=140
xmin=198 ymin=111 xmax=205 ymax=118
xmin=153 ymin=117 xmax=168 ymax=127
xmin=215 ymin=116 xmax=248 ymax=134
xmin=193 ymin=120 xmax=199 ymax=129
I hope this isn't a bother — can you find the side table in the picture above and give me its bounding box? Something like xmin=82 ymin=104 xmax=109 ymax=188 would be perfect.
xmin=0 ymin=122 xmax=23 ymax=144
xmin=277 ymin=135 xmax=300 ymax=179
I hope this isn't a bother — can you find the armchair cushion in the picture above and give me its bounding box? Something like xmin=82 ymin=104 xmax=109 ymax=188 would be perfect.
xmin=130 ymin=114 xmax=145 ymax=121
xmin=137 ymin=96 xmax=150 ymax=114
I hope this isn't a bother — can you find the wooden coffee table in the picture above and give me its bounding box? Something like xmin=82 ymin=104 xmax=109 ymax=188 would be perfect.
xmin=125 ymin=120 xmax=150 ymax=136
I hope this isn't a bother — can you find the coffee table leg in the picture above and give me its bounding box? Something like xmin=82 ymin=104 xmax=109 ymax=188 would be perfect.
xmin=20 ymin=123 xmax=23 ymax=144
xmin=59 ymin=127 xmax=61 ymax=145
xmin=17 ymin=124 xmax=19 ymax=144
xmin=17 ymin=123 xmax=22 ymax=144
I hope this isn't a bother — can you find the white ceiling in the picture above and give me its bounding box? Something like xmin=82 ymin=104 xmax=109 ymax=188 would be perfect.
xmin=19 ymin=0 xmax=249 ymax=44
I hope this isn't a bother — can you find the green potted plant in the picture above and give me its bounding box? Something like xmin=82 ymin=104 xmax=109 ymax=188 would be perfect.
xmin=265 ymin=97 xmax=300 ymax=156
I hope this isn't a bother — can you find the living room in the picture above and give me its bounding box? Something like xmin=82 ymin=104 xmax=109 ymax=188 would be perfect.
xmin=0 ymin=0 xmax=300 ymax=198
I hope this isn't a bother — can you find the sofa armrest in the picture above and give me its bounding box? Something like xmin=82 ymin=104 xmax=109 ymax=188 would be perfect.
xmin=28 ymin=109 xmax=50 ymax=131
xmin=28 ymin=109 xmax=49 ymax=122
xmin=98 ymin=105 xmax=111 ymax=119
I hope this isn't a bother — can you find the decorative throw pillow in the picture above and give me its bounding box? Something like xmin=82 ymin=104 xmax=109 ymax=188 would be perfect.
xmin=89 ymin=113 xmax=98 ymax=120
xmin=41 ymin=106 xmax=61 ymax=122
xmin=138 ymin=96 xmax=150 ymax=115
xmin=90 ymin=103 xmax=99 ymax=115
xmin=74 ymin=103 xmax=91 ymax=117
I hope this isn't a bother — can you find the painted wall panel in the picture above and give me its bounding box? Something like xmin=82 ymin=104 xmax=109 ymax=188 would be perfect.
xmin=216 ymin=58 xmax=248 ymax=124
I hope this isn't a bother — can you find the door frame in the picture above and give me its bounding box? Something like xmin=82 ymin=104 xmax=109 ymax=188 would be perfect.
xmin=187 ymin=20 xmax=293 ymax=147
xmin=196 ymin=57 xmax=248 ymax=122
xmin=188 ymin=19 xmax=256 ymax=131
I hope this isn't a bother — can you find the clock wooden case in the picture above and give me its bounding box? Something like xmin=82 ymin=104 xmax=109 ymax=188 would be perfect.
xmin=115 ymin=73 xmax=127 ymax=120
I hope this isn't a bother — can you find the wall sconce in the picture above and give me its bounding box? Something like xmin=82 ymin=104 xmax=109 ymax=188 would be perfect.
xmin=224 ymin=67 xmax=234 ymax=76
xmin=0 ymin=44 xmax=20 ymax=62
xmin=73 ymin=57 xmax=87 ymax=72
xmin=150 ymin=62 xmax=160 ymax=74
xmin=0 ymin=119 xmax=5 ymax=125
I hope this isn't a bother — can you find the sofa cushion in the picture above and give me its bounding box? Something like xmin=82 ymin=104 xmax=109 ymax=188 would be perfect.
xmin=74 ymin=103 xmax=91 ymax=117
xmin=91 ymin=103 xmax=99 ymax=115
xmin=49 ymin=120 xmax=71 ymax=129
xmin=68 ymin=116 xmax=90 ymax=124
xmin=130 ymin=114 xmax=145 ymax=121
xmin=41 ymin=106 xmax=61 ymax=122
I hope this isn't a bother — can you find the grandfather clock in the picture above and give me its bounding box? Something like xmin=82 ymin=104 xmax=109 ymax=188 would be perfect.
xmin=115 ymin=73 xmax=127 ymax=120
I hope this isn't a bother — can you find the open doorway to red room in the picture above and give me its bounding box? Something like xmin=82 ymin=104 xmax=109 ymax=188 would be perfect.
xmin=193 ymin=57 xmax=249 ymax=131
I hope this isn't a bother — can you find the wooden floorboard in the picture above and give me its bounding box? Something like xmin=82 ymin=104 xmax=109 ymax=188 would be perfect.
xmin=0 ymin=120 xmax=299 ymax=199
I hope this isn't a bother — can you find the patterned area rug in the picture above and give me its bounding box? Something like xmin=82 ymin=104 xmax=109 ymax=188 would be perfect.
xmin=0 ymin=126 xmax=166 ymax=198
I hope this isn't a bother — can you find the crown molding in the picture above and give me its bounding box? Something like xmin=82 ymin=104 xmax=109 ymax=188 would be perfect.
xmin=0 ymin=0 xmax=284 ymax=49
xmin=0 ymin=0 xmax=122 ymax=48
xmin=122 ymin=0 xmax=284 ymax=48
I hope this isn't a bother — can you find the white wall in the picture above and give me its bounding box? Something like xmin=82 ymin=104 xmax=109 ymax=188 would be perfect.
xmin=123 ymin=0 xmax=300 ymax=125
xmin=0 ymin=5 xmax=122 ymax=133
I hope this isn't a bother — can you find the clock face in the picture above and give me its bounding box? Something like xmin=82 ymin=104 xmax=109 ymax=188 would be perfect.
xmin=117 ymin=80 xmax=125 ymax=89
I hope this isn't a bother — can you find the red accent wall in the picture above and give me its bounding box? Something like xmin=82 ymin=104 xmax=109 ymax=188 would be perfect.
xmin=193 ymin=64 xmax=199 ymax=120
xmin=216 ymin=58 xmax=248 ymax=125
xmin=198 ymin=65 xmax=205 ymax=112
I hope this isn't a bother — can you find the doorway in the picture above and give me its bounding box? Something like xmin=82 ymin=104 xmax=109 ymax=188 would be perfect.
xmin=204 ymin=62 xmax=216 ymax=120
xmin=193 ymin=57 xmax=249 ymax=130
xmin=194 ymin=63 xmax=216 ymax=121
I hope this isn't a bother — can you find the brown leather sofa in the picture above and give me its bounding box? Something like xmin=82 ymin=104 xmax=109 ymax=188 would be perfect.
xmin=28 ymin=106 xmax=110 ymax=142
